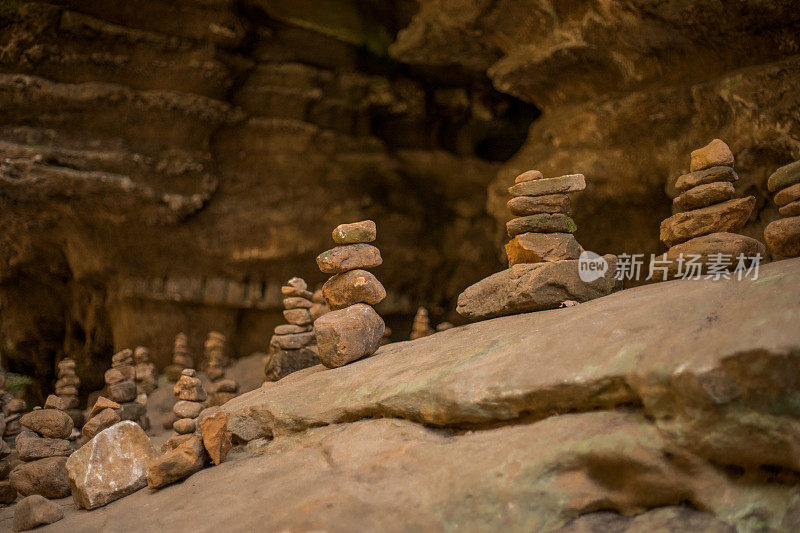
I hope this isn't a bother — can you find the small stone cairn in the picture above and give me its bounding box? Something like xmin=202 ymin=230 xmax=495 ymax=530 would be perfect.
xmin=651 ymin=139 xmax=763 ymax=279
xmin=0 ymin=375 xmax=17 ymax=503
xmin=105 ymin=349 xmax=146 ymax=426
xmin=54 ymin=358 xmax=80 ymax=410
xmin=165 ymin=333 xmax=194 ymax=382
xmin=765 ymin=160 xmax=800 ymax=258
xmin=457 ymin=170 xmax=617 ymax=320
xmin=10 ymin=396 xmax=74 ymax=499
xmin=133 ymin=346 xmax=158 ymax=395
xmin=309 ymin=288 xmax=329 ymax=321
xmin=409 ymin=307 xmax=434 ymax=340
xmin=204 ymin=332 xmax=238 ymax=405
xmin=265 ymin=278 xmax=320 ymax=381
xmin=314 ymin=220 xmax=386 ymax=368
xmin=3 ymin=393 xmax=27 ymax=443
xmin=172 ymin=369 xmax=206 ymax=435
xmin=82 ymin=396 xmax=121 ymax=440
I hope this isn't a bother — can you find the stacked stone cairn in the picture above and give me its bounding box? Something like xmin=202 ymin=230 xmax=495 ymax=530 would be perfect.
xmin=54 ymin=358 xmax=80 ymax=410
xmin=105 ymin=349 xmax=146 ymax=426
xmin=309 ymin=288 xmax=329 ymax=321
xmin=172 ymin=369 xmax=206 ymax=435
xmin=3 ymin=395 xmax=26 ymax=444
xmin=0 ymin=375 xmax=17 ymax=504
xmin=651 ymin=139 xmax=763 ymax=279
xmin=165 ymin=332 xmax=194 ymax=382
xmin=204 ymin=332 xmax=239 ymax=405
xmin=315 ymin=220 xmax=386 ymax=368
xmin=265 ymin=278 xmax=320 ymax=381
xmin=409 ymin=307 xmax=434 ymax=340
xmin=457 ymin=170 xmax=617 ymax=320
xmin=9 ymin=396 xmax=73 ymax=500
xmin=765 ymin=160 xmax=800 ymax=258
xmin=133 ymin=346 xmax=158 ymax=395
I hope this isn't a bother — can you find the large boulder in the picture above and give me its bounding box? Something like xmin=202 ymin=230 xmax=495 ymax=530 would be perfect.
xmin=66 ymin=421 xmax=159 ymax=509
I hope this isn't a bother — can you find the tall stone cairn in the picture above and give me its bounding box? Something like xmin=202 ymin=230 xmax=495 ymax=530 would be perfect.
xmin=9 ymin=396 xmax=74 ymax=499
xmin=765 ymin=160 xmax=800 ymax=258
xmin=314 ymin=220 xmax=386 ymax=368
xmin=54 ymin=358 xmax=80 ymax=410
xmin=409 ymin=307 xmax=434 ymax=340
xmin=651 ymin=139 xmax=764 ymax=279
xmin=457 ymin=169 xmax=617 ymax=320
xmin=204 ymin=332 xmax=239 ymax=405
xmin=172 ymin=369 xmax=206 ymax=435
xmin=265 ymin=277 xmax=321 ymax=381
xmin=0 ymin=375 xmax=20 ymax=504
xmin=133 ymin=346 xmax=158 ymax=395
xmin=105 ymin=349 xmax=146 ymax=427
xmin=165 ymin=332 xmax=194 ymax=382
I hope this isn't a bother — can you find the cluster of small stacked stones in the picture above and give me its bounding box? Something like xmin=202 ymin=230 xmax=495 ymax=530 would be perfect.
xmin=409 ymin=307 xmax=434 ymax=340
xmin=765 ymin=160 xmax=800 ymax=258
xmin=315 ymin=220 xmax=386 ymax=368
xmin=55 ymin=358 xmax=80 ymax=411
xmin=165 ymin=333 xmax=194 ymax=382
xmin=172 ymin=369 xmax=206 ymax=435
xmin=133 ymin=346 xmax=158 ymax=395
xmin=504 ymin=170 xmax=582 ymax=265
xmin=653 ymin=139 xmax=762 ymax=278
xmin=0 ymin=375 xmax=19 ymax=503
xmin=105 ymin=350 xmax=146 ymax=426
xmin=3 ymin=393 xmax=26 ymax=444
xmin=265 ymin=278 xmax=320 ymax=381
xmin=10 ymin=395 xmax=74 ymax=500
xmin=204 ymin=332 xmax=238 ymax=405
xmin=82 ymin=396 xmax=121 ymax=439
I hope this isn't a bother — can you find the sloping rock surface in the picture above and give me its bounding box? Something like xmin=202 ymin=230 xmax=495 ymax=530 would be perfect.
xmin=16 ymin=258 xmax=799 ymax=532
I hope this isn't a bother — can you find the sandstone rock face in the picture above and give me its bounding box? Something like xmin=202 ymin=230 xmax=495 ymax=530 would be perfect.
xmin=13 ymin=259 xmax=800 ymax=531
xmin=67 ymin=421 xmax=159 ymax=509
xmin=457 ymin=256 xmax=618 ymax=320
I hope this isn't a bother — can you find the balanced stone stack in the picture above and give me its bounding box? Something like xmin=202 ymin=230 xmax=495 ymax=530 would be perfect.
xmin=9 ymin=397 xmax=73 ymax=499
xmin=105 ymin=350 xmax=146 ymax=426
xmin=165 ymin=332 xmax=194 ymax=382
xmin=264 ymin=277 xmax=320 ymax=381
xmin=133 ymin=346 xmax=158 ymax=395
xmin=4 ymin=397 xmax=27 ymax=443
xmin=409 ymin=307 xmax=434 ymax=340
xmin=82 ymin=397 xmax=121 ymax=440
xmin=204 ymin=332 xmax=238 ymax=405
xmin=172 ymin=369 xmax=206 ymax=435
xmin=309 ymin=289 xmax=329 ymax=322
xmin=765 ymin=160 xmax=800 ymax=258
xmin=315 ymin=220 xmax=386 ymax=368
xmin=457 ymin=170 xmax=617 ymax=320
xmin=651 ymin=139 xmax=763 ymax=278
xmin=55 ymin=358 xmax=80 ymax=410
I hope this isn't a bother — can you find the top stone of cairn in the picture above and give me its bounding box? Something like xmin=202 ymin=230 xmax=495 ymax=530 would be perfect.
xmin=508 ymin=173 xmax=585 ymax=197
xmin=332 ymin=220 xmax=377 ymax=244
xmin=514 ymin=170 xmax=543 ymax=183
xmin=690 ymin=139 xmax=734 ymax=172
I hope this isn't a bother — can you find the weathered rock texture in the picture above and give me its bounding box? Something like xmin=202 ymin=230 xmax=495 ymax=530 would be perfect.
xmin=19 ymin=258 xmax=800 ymax=532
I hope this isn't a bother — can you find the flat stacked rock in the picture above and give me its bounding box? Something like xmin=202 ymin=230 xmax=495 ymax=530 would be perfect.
xmin=172 ymin=369 xmax=206 ymax=435
xmin=651 ymin=139 xmax=763 ymax=279
xmin=457 ymin=170 xmax=617 ymax=320
xmin=9 ymin=398 xmax=73 ymax=499
xmin=133 ymin=346 xmax=158 ymax=395
xmin=204 ymin=332 xmax=239 ymax=405
xmin=409 ymin=307 xmax=434 ymax=340
xmin=105 ymin=349 xmax=146 ymax=426
xmin=265 ymin=277 xmax=320 ymax=381
xmin=315 ymin=220 xmax=386 ymax=368
xmin=765 ymin=160 xmax=800 ymax=258
xmin=165 ymin=332 xmax=194 ymax=382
